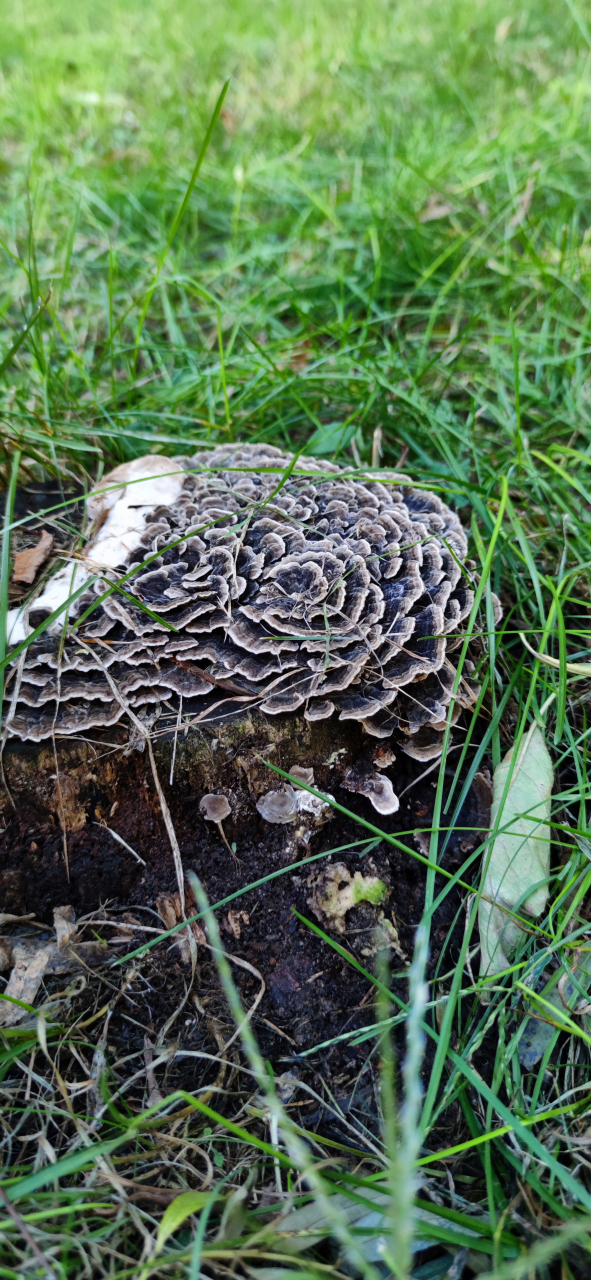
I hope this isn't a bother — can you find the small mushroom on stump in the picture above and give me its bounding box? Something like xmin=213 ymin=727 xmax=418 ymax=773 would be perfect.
xmin=199 ymin=793 xmax=240 ymax=870
xmin=256 ymin=788 xmax=297 ymax=824
xmin=342 ymin=753 xmax=400 ymax=815
xmin=289 ymin=766 xmax=315 ymax=787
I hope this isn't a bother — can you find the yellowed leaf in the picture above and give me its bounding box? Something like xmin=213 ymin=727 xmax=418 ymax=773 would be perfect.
xmin=155 ymin=1190 xmax=212 ymax=1253
xmin=479 ymin=725 xmax=553 ymax=983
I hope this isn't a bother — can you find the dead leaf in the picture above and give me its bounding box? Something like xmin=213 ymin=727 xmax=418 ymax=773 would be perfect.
xmin=53 ymin=905 xmax=77 ymax=949
xmin=273 ymin=1186 xmax=471 ymax=1262
xmin=519 ymin=947 xmax=591 ymax=1069
xmin=37 ymin=1134 xmax=57 ymax=1166
xmin=12 ymin=530 xmax=54 ymax=584
xmin=479 ymin=725 xmax=553 ymax=986
xmin=275 ymin=1069 xmax=299 ymax=1103
xmin=156 ymin=892 xmax=206 ymax=963
xmin=0 ymin=932 xmax=113 ymax=1026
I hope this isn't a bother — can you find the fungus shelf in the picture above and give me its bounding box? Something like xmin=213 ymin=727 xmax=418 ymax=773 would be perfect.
xmin=5 ymin=443 xmax=481 ymax=774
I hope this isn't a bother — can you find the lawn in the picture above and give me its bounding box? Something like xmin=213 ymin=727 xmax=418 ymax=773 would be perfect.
xmin=2 ymin=0 xmax=591 ymax=1276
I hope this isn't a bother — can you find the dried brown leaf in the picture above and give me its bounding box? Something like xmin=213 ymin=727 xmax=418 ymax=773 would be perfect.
xmin=224 ymin=909 xmax=249 ymax=940
xmin=11 ymin=529 xmax=54 ymax=584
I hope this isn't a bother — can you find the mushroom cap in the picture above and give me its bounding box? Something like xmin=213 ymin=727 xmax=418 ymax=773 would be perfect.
xmin=361 ymin=774 xmax=400 ymax=816
xmin=256 ymin=787 xmax=297 ymax=824
xmin=5 ymin=444 xmax=483 ymax=747
xmin=342 ymin=765 xmax=400 ymax=815
xmin=199 ymin=793 xmax=232 ymax=823
xmin=289 ymin=766 xmax=315 ymax=787
xmin=256 ymin=779 xmax=333 ymax=827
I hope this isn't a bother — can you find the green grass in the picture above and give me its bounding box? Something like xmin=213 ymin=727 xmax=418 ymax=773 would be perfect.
xmin=2 ymin=0 xmax=591 ymax=1275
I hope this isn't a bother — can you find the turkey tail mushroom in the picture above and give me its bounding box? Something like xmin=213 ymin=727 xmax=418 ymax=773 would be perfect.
xmin=5 ymin=444 xmax=485 ymax=751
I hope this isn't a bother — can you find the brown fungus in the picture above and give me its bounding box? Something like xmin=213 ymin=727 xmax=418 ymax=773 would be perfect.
xmin=199 ymin=793 xmax=238 ymax=869
xmin=256 ymin=787 xmax=298 ymax=824
xmin=341 ymin=743 xmax=400 ymax=814
xmin=199 ymin=794 xmax=232 ymax=824
xmin=342 ymin=767 xmax=400 ymax=816
xmin=256 ymin=779 xmax=334 ymax=836
xmin=289 ymin=766 xmax=315 ymax=787
xmin=5 ymin=444 xmax=482 ymax=753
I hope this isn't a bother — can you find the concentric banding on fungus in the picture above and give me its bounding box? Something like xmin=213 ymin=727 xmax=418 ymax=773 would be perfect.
xmin=5 ymin=443 xmax=479 ymax=752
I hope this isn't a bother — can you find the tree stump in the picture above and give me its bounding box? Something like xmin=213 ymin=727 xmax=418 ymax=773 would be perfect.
xmin=0 ymin=709 xmax=368 ymax=920
xmin=0 ymin=445 xmax=491 ymax=1063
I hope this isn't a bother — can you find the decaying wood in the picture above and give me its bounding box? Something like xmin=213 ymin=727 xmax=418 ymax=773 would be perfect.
xmin=0 ymin=707 xmax=365 ymax=919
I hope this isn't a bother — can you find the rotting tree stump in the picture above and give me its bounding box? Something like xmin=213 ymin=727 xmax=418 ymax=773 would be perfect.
xmin=0 ymin=709 xmax=365 ymax=917
xmin=0 ymin=707 xmax=491 ymax=1065
xmin=1 ymin=443 xmax=493 ymax=1068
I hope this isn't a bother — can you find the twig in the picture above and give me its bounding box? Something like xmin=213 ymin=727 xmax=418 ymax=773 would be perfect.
xmin=169 ymin=694 xmax=182 ymax=786
xmin=371 ymin=425 xmax=383 ymax=468
xmin=144 ymin=1036 xmax=164 ymax=1107
xmin=95 ymin=823 xmax=146 ymax=866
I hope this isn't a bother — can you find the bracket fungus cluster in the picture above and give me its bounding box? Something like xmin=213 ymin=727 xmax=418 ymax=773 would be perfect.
xmin=5 ymin=444 xmax=480 ymax=801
